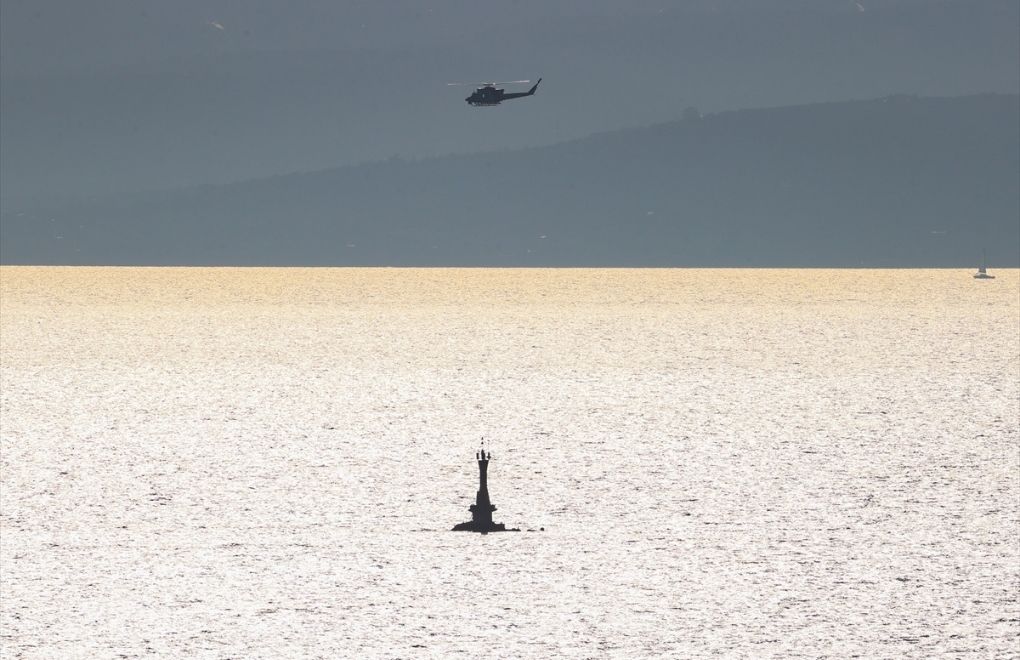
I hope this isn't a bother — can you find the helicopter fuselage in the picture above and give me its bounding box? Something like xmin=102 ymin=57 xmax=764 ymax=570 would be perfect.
xmin=466 ymin=79 xmax=541 ymax=106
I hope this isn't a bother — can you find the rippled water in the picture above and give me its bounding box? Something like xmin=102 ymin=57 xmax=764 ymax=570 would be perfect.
xmin=2 ymin=268 xmax=1018 ymax=658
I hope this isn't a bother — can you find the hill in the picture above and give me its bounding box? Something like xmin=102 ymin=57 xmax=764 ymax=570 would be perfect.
xmin=2 ymin=94 xmax=1017 ymax=266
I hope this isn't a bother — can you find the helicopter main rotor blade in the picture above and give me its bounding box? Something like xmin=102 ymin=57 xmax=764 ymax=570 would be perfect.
xmin=446 ymin=80 xmax=531 ymax=86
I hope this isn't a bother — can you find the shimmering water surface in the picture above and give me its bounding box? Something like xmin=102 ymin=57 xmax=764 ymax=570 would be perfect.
xmin=1 ymin=268 xmax=1018 ymax=658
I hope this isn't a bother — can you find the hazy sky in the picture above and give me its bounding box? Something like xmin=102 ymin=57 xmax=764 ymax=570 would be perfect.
xmin=4 ymin=1 xmax=1018 ymax=77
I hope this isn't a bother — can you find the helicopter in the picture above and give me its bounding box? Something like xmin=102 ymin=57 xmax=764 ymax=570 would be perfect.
xmin=449 ymin=78 xmax=542 ymax=106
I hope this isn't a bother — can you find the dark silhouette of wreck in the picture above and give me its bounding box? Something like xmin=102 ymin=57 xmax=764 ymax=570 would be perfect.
xmin=452 ymin=446 xmax=520 ymax=533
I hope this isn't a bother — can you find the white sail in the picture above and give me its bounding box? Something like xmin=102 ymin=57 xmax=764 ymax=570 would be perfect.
xmin=974 ymin=250 xmax=995 ymax=279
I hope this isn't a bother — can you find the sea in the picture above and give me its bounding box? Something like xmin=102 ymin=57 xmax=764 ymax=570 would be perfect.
xmin=1 ymin=267 xmax=1018 ymax=658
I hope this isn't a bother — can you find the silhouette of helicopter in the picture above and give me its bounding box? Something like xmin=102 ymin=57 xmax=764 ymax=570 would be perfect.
xmin=449 ymin=79 xmax=542 ymax=106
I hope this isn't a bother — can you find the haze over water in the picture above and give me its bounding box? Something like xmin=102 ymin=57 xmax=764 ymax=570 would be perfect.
xmin=1 ymin=267 xmax=1018 ymax=658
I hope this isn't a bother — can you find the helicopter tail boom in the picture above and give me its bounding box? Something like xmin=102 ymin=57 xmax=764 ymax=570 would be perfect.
xmin=500 ymin=78 xmax=542 ymax=102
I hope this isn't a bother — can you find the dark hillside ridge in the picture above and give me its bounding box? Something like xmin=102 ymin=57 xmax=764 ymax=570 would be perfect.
xmin=2 ymin=94 xmax=1018 ymax=266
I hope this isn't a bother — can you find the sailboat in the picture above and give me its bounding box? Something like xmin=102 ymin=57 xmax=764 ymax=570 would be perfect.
xmin=973 ymin=250 xmax=995 ymax=279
